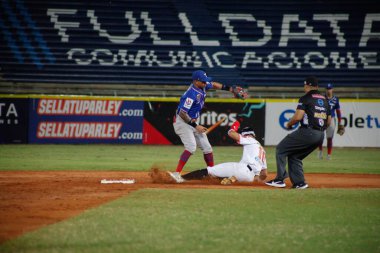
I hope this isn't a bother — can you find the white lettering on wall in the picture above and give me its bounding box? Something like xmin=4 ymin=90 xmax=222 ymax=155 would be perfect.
xmin=47 ymin=9 xmax=79 ymax=42
xmin=219 ymin=13 xmax=272 ymax=47
xmin=279 ymin=14 xmax=326 ymax=47
xmin=212 ymin=52 xmax=236 ymax=68
xmin=304 ymin=51 xmax=329 ymax=69
xmin=313 ymin=14 xmax=349 ymax=47
xmin=241 ymin=52 xmax=263 ymax=68
xmin=87 ymin=10 xmax=141 ymax=44
xmin=330 ymin=52 xmax=357 ymax=69
xmin=66 ymin=48 xmax=379 ymax=69
xmin=67 ymin=48 xmax=92 ymax=65
xmin=140 ymin=12 xmax=180 ymax=45
xmin=358 ymin=52 xmax=380 ymax=69
xmin=178 ymin=12 xmax=220 ymax=46
xmin=359 ymin=14 xmax=380 ymax=47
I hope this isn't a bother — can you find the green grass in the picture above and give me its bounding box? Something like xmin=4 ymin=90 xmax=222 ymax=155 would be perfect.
xmin=0 ymin=145 xmax=379 ymax=174
xmin=1 ymin=189 xmax=379 ymax=253
xmin=1 ymin=145 xmax=379 ymax=252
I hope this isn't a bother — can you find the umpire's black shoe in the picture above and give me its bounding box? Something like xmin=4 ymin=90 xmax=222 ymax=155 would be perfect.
xmin=265 ymin=179 xmax=286 ymax=188
xmin=292 ymin=182 xmax=309 ymax=189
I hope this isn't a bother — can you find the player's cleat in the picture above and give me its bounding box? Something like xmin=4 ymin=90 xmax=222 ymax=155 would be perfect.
xmin=326 ymin=155 xmax=331 ymax=160
xmin=167 ymin=171 xmax=185 ymax=183
xmin=221 ymin=176 xmax=237 ymax=185
xmin=292 ymin=182 xmax=309 ymax=189
xmin=318 ymin=151 xmax=323 ymax=160
xmin=265 ymin=179 xmax=286 ymax=188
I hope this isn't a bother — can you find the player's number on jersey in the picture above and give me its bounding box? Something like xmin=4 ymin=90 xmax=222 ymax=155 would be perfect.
xmin=258 ymin=146 xmax=266 ymax=164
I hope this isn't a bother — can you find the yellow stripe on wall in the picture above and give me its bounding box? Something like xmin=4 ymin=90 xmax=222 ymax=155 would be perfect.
xmin=0 ymin=94 xmax=379 ymax=103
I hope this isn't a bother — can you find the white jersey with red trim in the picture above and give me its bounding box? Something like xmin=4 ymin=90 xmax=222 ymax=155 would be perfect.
xmin=207 ymin=135 xmax=267 ymax=182
xmin=239 ymin=135 xmax=267 ymax=171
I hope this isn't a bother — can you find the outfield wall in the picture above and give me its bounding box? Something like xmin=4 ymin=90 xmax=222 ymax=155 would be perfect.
xmin=0 ymin=95 xmax=379 ymax=147
xmin=265 ymin=100 xmax=380 ymax=147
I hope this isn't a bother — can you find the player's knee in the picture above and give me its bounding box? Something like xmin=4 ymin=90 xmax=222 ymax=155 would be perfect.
xmin=203 ymin=148 xmax=213 ymax=154
xmin=201 ymin=145 xmax=213 ymax=154
xmin=185 ymin=145 xmax=196 ymax=154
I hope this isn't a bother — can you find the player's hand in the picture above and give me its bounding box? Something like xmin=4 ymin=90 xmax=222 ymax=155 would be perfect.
xmin=259 ymin=169 xmax=267 ymax=181
xmin=195 ymin=125 xmax=207 ymax=133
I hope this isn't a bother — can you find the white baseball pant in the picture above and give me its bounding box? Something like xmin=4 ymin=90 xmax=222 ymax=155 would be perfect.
xmin=207 ymin=162 xmax=259 ymax=182
xmin=173 ymin=115 xmax=212 ymax=154
xmin=326 ymin=117 xmax=336 ymax=138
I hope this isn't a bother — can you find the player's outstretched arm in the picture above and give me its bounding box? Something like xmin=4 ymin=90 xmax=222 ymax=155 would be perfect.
xmin=211 ymin=82 xmax=248 ymax=100
xmin=211 ymin=81 xmax=227 ymax=90
xmin=228 ymin=121 xmax=241 ymax=142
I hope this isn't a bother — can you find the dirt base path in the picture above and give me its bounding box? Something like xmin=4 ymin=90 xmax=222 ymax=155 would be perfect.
xmin=0 ymin=171 xmax=379 ymax=243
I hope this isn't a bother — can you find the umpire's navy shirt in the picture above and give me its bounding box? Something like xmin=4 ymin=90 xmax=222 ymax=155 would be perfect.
xmin=297 ymin=90 xmax=331 ymax=130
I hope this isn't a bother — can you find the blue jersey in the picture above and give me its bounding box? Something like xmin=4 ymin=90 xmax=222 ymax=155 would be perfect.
xmin=328 ymin=96 xmax=340 ymax=118
xmin=176 ymin=82 xmax=213 ymax=119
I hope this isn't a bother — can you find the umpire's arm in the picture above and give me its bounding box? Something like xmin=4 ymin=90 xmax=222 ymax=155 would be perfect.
xmin=286 ymin=109 xmax=304 ymax=129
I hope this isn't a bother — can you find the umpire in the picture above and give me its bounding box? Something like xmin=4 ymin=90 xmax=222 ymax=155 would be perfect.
xmin=266 ymin=76 xmax=331 ymax=189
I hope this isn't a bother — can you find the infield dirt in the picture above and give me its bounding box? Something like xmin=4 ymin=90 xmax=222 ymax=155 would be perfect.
xmin=0 ymin=170 xmax=379 ymax=243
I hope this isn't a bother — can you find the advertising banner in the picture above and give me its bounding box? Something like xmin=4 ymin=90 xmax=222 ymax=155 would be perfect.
xmin=29 ymin=98 xmax=144 ymax=144
xmin=265 ymin=100 xmax=380 ymax=147
xmin=0 ymin=98 xmax=29 ymax=143
xmin=143 ymin=100 xmax=266 ymax=146
xmin=337 ymin=102 xmax=380 ymax=147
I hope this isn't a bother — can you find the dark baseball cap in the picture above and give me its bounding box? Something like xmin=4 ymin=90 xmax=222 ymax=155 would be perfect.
xmin=326 ymin=83 xmax=333 ymax=89
xmin=304 ymin=76 xmax=318 ymax=87
xmin=240 ymin=127 xmax=256 ymax=137
xmin=192 ymin=70 xmax=212 ymax=82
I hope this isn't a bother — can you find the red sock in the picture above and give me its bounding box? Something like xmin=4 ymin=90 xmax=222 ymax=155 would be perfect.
xmin=203 ymin=152 xmax=214 ymax=167
xmin=327 ymin=138 xmax=333 ymax=155
xmin=176 ymin=150 xmax=192 ymax=173
xmin=318 ymin=144 xmax=323 ymax=151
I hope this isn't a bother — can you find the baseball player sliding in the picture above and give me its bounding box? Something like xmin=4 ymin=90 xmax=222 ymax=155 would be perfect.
xmin=170 ymin=70 xmax=248 ymax=182
xmin=169 ymin=121 xmax=268 ymax=184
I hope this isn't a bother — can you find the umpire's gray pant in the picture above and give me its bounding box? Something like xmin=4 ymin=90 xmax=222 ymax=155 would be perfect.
xmin=276 ymin=128 xmax=324 ymax=185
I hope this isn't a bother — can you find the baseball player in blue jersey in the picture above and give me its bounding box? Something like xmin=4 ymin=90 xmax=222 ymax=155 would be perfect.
xmin=318 ymin=83 xmax=345 ymax=160
xmin=170 ymin=70 xmax=248 ymax=181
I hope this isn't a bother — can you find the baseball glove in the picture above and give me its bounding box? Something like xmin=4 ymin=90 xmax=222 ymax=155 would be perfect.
xmin=221 ymin=176 xmax=237 ymax=185
xmin=232 ymin=85 xmax=248 ymax=100
xmin=337 ymin=125 xmax=345 ymax=136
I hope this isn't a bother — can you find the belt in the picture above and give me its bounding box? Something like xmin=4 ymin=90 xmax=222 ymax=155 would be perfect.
xmin=310 ymin=126 xmax=324 ymax=131
xmin=301 ymin=126 xmax=324 ymax=131
xmin=247 ymin=165 xmax=252 ymax=171
xmin=173 ymin=114 xmax=198 ymax=124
